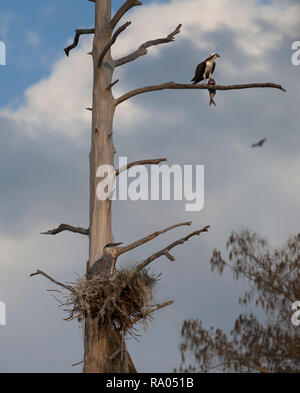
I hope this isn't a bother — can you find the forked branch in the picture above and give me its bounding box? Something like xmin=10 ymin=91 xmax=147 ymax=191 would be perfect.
xmin=136 ymin=225 xmax=210 ymax=271
xmin=116 ymin=158 xmax=167 ymax=176
xmin=41 ymin=224 xmax=89 ymax=236
xmin=115 ymin=82 xmax=286 ymax=105
xmin=114 ymin=24 xmax=182 ymax=67
xmin=98 ymin=21 xmax=131 ymax=68
xmin=64 ymin=28 xmax=95 ymax=57
xmin=117 ymin=221 xmax=193 ymax=255
xmin=110 ymin=0 xmax=142 ymax=29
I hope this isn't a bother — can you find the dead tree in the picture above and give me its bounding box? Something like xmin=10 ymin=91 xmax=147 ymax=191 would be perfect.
xmin=31 ymin=0 xmax=285 ymax=373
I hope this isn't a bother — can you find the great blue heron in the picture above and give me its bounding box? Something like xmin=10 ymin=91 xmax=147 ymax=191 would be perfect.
xmin=87 ymin=242 xmax=123 ymax=277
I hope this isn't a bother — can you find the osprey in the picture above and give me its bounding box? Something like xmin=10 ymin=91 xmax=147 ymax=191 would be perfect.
xmin=87 ymin=242 xmax=123 ymax=277
xmin=251 ymin=138 xmax=266 ymax=148
xmin=191 ymin=53 xmax=220 ymax=84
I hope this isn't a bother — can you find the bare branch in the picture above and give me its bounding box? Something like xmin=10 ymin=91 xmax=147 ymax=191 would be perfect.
xmin=41 ymin=224 xmax=89 ymax=236
xmin=98 ymin=22 xmax=131 ymax=68
xmin=133 ymin=300 xmax=174 ymax=323
xmin=114 ymin=24 xmax=182 ymax=67
xmin=110 ymin=0 xmax=142 ymax=29
xmin=116 ymin=158 xmax=167 ymax=176
xmin=136 ymin=226 xmax=210 ymax=272
xmin=107 ymin=79 xmax=120 ymax=91
xmin=64 ymin=28 xmax=95 ymax=57
xmin=117 ymin=221 xmax=192 ymax=256
xmin=72 ymin=360 xmax=84 ymax=367
xmin=115 ymin=81 xmax=286 ymax=106
xmin=147 ymin=300 xmax=174 ymax=314
xmin=30 ymin=270 xmax=75 ymax=292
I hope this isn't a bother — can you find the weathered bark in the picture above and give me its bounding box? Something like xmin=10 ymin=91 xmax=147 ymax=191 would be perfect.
xmin=84 ymin=0 xmax=136 ymax=373
xmin=84 ymin=320 xmax=136 ymax=373
xmin=89 ymin=0 xmax=114 ymax=265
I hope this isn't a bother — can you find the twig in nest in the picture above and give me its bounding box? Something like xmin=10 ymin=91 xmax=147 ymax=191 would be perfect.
xmin=110 ymin=348 xmax=121 ymax=361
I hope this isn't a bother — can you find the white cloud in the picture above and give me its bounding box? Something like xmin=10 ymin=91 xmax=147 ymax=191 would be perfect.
xmin=0 ymin=0 xmax=298 ymax=140
xmin=112 ymin=0 xmax=300 ymax=67
xmin=1 ymin=39 xmax=93 ymax=139
xmin=0 ymin=227 xmax=87 ymax=296
xmin=0 ymin=37 xmax=164 ymax=139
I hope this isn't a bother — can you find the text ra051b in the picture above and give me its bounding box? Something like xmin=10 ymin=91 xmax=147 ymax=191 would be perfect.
xmin=150 ymin=377 xmax=194 ymax=388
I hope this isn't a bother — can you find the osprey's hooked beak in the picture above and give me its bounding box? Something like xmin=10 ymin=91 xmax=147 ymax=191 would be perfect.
xmin=216 ymin=53 xmax=220 ymax=58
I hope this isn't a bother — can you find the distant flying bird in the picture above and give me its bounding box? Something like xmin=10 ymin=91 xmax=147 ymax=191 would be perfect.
xmin=208 ymin=78 xmax=216 ymax=106
xmin=191 ymin=53 xmax=220 ymax=84
xmin=251 ymin=139 xmax=266 ymax=148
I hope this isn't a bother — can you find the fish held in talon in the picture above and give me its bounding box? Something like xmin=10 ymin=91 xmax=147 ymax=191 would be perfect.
xmin=208 ymin=78 xmax=217 ymax=106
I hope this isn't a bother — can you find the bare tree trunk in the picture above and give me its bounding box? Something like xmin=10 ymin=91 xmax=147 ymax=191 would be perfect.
xmin=89 ymin=0 xmax=114 ymax=262
xmin=84 ymin=0 xmax=135 ymax=373
xmin=36 ymin=0 xmax=285 ymax=374
xmin=84 ymin=320 xmax=135 ymax=373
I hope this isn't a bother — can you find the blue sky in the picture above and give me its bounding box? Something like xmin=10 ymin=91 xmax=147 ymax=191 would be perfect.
xmin=0 ymin=0 xmax=145 ymax=105
xmin=0 ymin=0 xmax=91 ymax=105
xmin=0 ymin=0 xmax=299 ymax=373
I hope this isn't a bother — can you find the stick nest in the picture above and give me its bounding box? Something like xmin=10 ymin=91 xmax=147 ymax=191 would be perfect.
xmin=66 ymin=268 xmax=158 ymax=333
